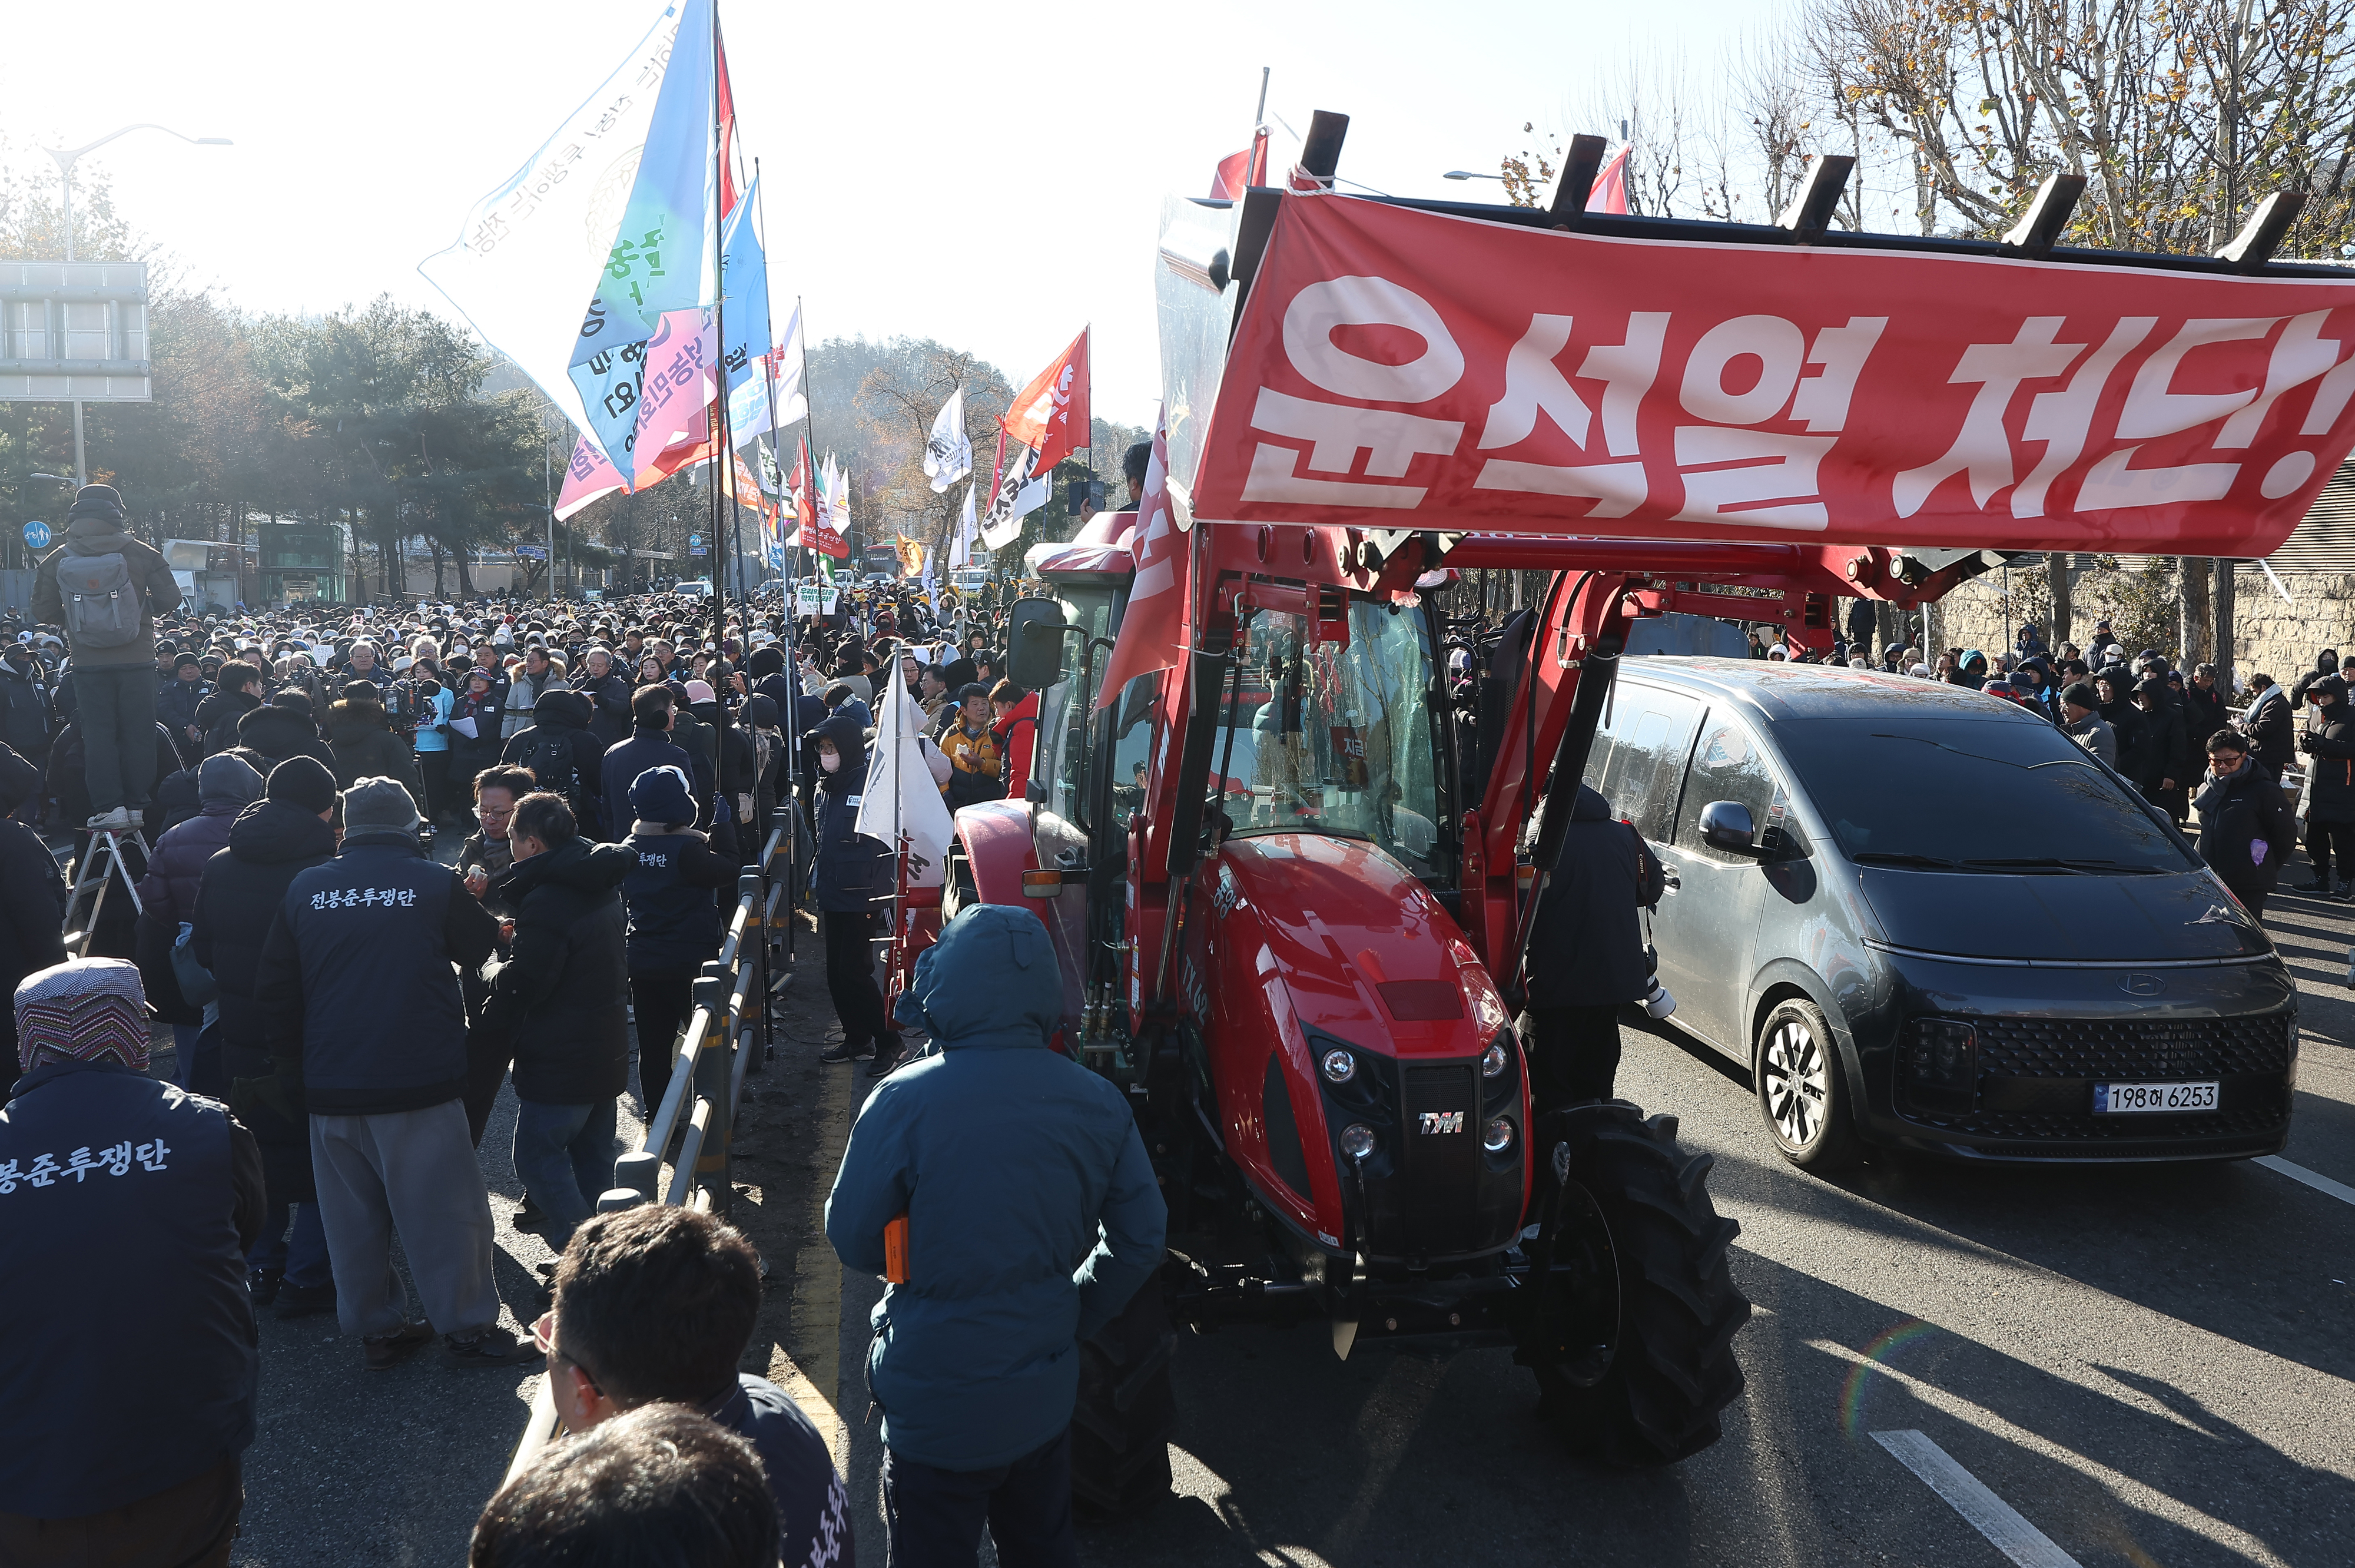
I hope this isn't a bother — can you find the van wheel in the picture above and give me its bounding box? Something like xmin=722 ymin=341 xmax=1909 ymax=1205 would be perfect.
xmin=1754 ymin=998 xmax=1860 ymax=1171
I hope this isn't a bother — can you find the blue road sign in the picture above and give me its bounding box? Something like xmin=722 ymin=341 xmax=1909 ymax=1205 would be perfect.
xmin=23 ymin=521 xmax=50 ymax=549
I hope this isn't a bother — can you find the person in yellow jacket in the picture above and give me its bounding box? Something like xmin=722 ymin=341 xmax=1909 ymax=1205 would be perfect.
xmin=937 ymin=684 xmax=1003 ymax=808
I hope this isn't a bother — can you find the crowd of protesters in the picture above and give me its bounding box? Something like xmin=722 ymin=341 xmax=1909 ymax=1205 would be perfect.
xmin=6 ymin=474 xmax=2344 ymax=1567
xmin=1 ymin=479 xmax=1143 ymax=1567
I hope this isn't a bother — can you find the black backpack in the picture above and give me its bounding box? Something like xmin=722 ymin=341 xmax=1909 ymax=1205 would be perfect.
xmin=516 ymin=727 xmax=581 ymax=808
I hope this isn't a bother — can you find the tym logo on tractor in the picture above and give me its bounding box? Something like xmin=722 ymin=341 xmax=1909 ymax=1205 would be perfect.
xmin=866 ymin=114 xmax=2355 ymax=1510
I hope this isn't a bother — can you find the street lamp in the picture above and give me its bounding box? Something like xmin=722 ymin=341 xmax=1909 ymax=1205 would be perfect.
xmin=40 ymin=125 xmax=232 ymax=486
xmin=1442 ymin=170 xmax=1508 ymax=182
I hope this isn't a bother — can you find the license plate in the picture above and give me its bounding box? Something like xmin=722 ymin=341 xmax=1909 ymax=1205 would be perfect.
xmin=2092 ymin=1080 xmax=2219 ymax=1114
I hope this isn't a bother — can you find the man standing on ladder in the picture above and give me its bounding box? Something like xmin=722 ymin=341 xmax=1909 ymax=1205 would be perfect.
xmin=32 ymin=485 xmax=183 ymax=831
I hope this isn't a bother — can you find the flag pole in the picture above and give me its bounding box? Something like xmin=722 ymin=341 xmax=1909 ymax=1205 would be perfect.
xmin=797 ymin=293 xmax=815 ymax=604
xmin=707 ymin=0 xmax=739 ymax=824
xmin=747 ymin=158 xmax=800 ymax=958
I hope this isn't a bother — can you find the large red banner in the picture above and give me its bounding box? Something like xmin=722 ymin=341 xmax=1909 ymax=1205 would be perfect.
xmin=1192 ymin=196 xmax=2355 ymax=556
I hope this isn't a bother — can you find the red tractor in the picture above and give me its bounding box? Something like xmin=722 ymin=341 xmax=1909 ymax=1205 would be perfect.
xmin=881 ymin=115 xmax=2351 ymax=1507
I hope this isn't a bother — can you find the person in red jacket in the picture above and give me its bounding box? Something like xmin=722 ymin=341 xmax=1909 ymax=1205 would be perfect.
xmin=990 ymin=678 xmax=1039 ymax=803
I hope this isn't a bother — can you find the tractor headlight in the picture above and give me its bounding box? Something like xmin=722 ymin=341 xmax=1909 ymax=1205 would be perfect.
xmin=1339 ymin=1123 xmax=1377 ymax=1161
xmin=1321 ymin=1048 xmax=1356 ymax=1085
xmin=1482 ymin=1117 xmax=1515 ymax=1154
xmin=1480 ymin=1041 xmax=1508 ymax=1078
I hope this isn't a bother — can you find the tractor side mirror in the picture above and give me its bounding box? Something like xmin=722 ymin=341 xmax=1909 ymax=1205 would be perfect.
xmin=1699 ymin=800 xmax=1757 ymax=854
xmin=1006 ymin=597 xmax=1069 ymax=693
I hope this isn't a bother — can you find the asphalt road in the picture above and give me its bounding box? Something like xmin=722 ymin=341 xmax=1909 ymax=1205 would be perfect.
xmin=208 ymin=856 xmax=2355 ymax=1567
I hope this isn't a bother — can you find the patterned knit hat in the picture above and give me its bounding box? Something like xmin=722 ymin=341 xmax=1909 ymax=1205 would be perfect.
xmin=14 ymin=959 xmax=150 ymax=1072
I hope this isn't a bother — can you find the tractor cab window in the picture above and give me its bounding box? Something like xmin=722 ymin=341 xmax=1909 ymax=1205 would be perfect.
xmin=1036 ymin=585 xmax=1120 ymax=825
xmin=1220 ymin=598 xmax=1446 ymax=881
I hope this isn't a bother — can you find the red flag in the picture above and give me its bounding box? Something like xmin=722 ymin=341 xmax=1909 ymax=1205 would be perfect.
xmin=716 ymin=31 xmax=742 ymax=217
xmin=1588 ymin=145 xmax=1629 ymax=214
xmin=1003 ymin=329 xmax=1091 ymax=476
xmin=1208 ymin=129 xmax=1271 ymax=200
xmin=1093 ymin=405 xmax=1183 ymax=707
xmin=786 ymin=435 xmax=847 ymax=556
xmin=788 ymin=442 xmax=813 ymax=529
xmin=638 ymin=403 xmax=719 ymax=487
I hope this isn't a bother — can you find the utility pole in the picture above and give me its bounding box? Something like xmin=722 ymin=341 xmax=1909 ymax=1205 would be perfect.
xmin=42 ymin=124 xmax=230 ymax=486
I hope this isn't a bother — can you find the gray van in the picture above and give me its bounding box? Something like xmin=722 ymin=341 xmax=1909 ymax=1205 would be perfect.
xmin=1586 ymin=659 xmax=2297 ymax=1168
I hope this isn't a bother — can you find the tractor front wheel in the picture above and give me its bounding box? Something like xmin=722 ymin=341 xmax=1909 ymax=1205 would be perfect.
xmin=1515 ymin=1103 xmax=1750 ymax=1466
xmin=1070 ymin=1268 xmax=1178 ymax=1518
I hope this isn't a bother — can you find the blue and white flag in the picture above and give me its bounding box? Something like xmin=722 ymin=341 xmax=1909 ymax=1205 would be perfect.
xmin=720 ymin=185 xmax=804 ymax=444
xmin=418 ymin=1 xmax=684 ymax=443
xmin=568 ymin=0 xmax=722 ymax=480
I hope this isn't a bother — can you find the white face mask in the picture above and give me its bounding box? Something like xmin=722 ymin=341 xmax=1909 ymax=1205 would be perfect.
xmin=820 ymin=751 xmax=843 ymax=774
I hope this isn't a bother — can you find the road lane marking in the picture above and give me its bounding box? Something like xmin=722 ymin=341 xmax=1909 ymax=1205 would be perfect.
xmin=1810 ymin=1340 xmax=2285 ymax=1566
xmin=1872 ymin=1430 xmax=2081 ymax=1568
xmin=2254 ymin=1155 xmax=2355 ymax=1208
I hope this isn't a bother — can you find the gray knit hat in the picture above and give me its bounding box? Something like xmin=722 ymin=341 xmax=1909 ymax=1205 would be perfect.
xmin=341 ymin=777 xmax=420 ymax=836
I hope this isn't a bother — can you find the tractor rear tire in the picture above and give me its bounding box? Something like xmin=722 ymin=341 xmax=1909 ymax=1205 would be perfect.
xmin=1070 ymin=1271 xmax=1178 ymax=1519
xmin=1519 ymin=1103 xmax=1750 ymax=1467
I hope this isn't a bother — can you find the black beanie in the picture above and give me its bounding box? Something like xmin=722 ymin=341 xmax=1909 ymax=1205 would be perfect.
xmin=748 ymin=647 xmax=785 ymax=678
xmin=2061 ymin=681 xmax=2099 ymax=711
xmin=266 ymin=756 xmax=337 ymax=815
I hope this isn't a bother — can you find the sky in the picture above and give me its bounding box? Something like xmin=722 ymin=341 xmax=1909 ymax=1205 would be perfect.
xmin=2 ymin=0 xmax=1776 ymax=430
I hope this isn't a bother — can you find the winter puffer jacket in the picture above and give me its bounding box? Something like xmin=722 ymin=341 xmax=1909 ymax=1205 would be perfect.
xmin=621 ymin=823 xmax=733 ymax=971
xmin=324 ymin=699 xmax=421 ymax=796
xmin=155 ymin=677 xmax=211 ymax=745
xmin=810 ymin=714 xmax=892 ymax=913
xmin=196 ymin=799 xmax=338 ymax=1185
xmin=194 ymin=798 xmax=339 ymax=1082
xmin=1525 ymin=783 xmax=1664 ymax=1009
xmin=825 ymin=905 xmax=1165 ymax=1472
xmin=193 ymin=687 xmax=261 ymax=758
xmin=499 ymin=688 xmax=607 ymax=824
xmin=137 ymin=755 xmax=265 ymax=930
xmin=2300 ymin=708 xmax=2355 ymax=824
xmin=237 ymin=702 xmax=336 ymax=777
xmin=575 ymin=669 xmax=633 ymax=747
xmin=480 ymin=837 xmax=634 ymax=1105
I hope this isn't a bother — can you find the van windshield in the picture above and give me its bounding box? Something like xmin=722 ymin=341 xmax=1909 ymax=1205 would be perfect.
xmin=1772 ymin=718 xmax=2197 ymax=873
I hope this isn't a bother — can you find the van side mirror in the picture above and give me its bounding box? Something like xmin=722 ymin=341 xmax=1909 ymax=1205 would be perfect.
xmin=1006 ymin=597 xmax=1069 ymax=693
xmin=1699 ymin=800 xmax=1757 ymax=853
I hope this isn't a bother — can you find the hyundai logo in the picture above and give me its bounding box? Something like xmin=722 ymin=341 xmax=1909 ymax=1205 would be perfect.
xmin=2120 ymin=973 xmax=2167 ymax=997
xmin=1418 ymin=1110 xmax=1465 ymax=1135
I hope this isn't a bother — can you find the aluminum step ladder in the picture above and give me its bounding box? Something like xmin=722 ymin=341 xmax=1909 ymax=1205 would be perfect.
xmin=63 ymin=828 xmax=149 ymax=957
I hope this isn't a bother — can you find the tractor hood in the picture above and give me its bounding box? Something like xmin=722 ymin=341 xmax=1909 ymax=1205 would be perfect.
xmin=1210 ymin=834 xmax=1509 ymax=1054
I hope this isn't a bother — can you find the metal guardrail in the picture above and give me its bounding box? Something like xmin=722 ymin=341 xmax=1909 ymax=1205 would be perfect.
xmin=502 ymin=809 xmax=797 ymax=1487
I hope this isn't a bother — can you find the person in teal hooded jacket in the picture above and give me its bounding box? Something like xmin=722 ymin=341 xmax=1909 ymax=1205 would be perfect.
xmin=824 ymin=904 xmax=1164 ymax=1567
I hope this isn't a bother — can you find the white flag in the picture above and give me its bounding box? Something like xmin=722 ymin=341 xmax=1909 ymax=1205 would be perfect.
xmin=979 ymin=443 xmax=1040 ymax=550
xmin=923 ymin=388 xmax=972 ymax=493
xmin=855 ymin=665 xmax=955 ymax=889
xmin=729 ymin=303 xmax=807 ymax=447
xmin=949 ymin=483 xmax=976 ymax=568
xmin=418 ymin=5 xmax=684 ymax=442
